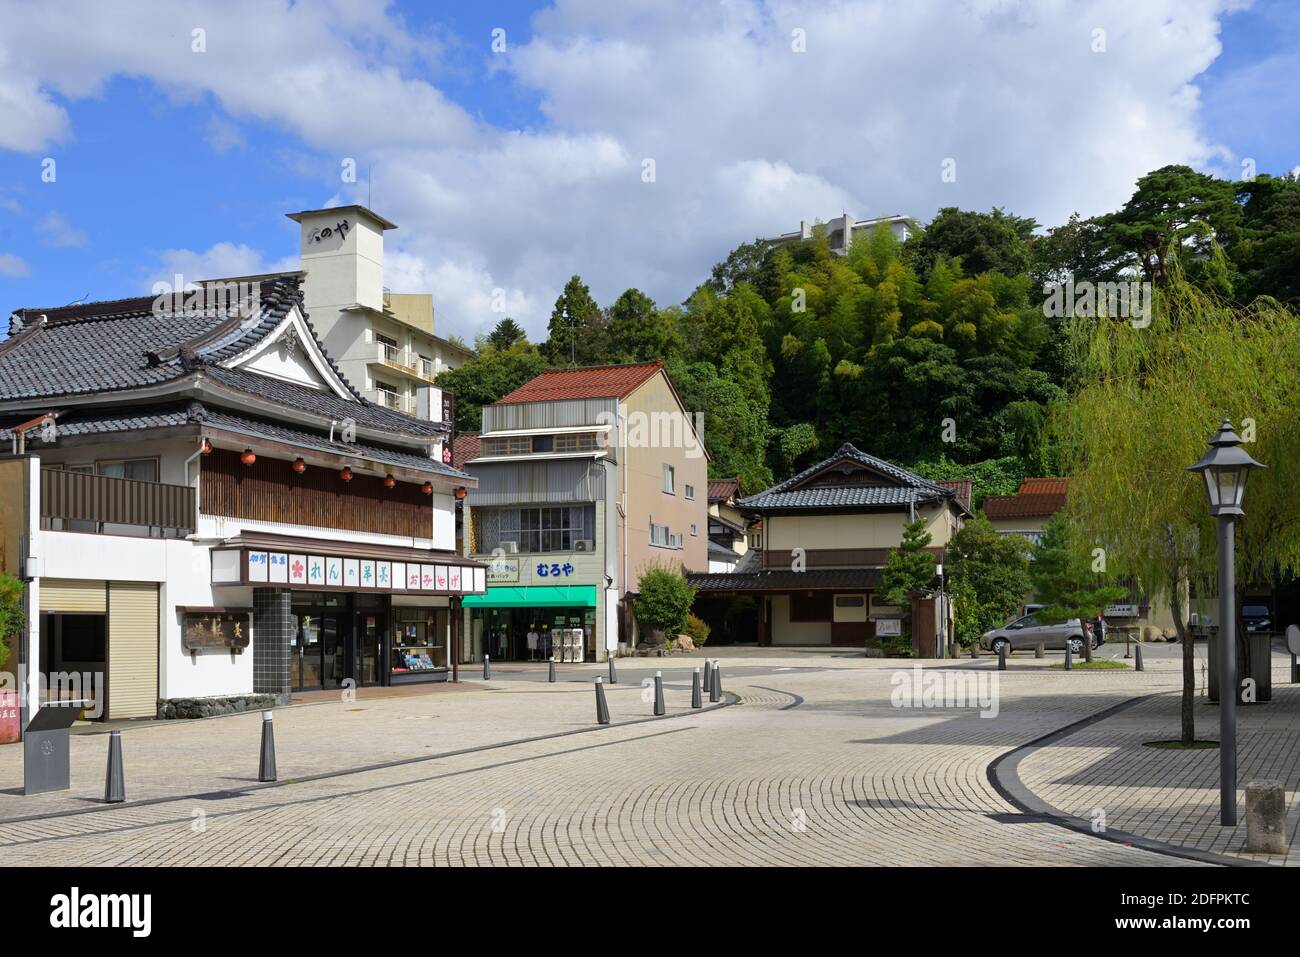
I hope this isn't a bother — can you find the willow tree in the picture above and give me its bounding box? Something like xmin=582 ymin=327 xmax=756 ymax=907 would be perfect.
xmin=1055 ymin=267 xmax=1300 ymax=743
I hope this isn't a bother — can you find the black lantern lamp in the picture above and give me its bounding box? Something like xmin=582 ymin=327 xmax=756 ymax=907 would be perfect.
xmin=1187 ymin=419 xmax=1265 ymax=517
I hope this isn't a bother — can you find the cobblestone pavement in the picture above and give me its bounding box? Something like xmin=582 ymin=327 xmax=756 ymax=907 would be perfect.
xmin=1017 ymin=663 xmax=1300 ymax=865
xmin=0 ymin=650 xmax=1228 ymax=866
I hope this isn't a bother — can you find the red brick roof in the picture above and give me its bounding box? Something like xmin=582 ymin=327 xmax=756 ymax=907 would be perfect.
xmin=936 ymin=478 xmax=973 ymax=513
xmin=708 ymin=477 xmax=742 ymax=502
xmin=452 ymin=431 xmax=480 ymax=470
xmin=982 ymin=477 xmax=1069 ymax=520
xmin=496 ymin=361 xmax=664 ymax=404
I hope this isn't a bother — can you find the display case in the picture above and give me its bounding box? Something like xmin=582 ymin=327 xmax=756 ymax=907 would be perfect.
xmin=389 ymin=606 xmax=449 ymax=683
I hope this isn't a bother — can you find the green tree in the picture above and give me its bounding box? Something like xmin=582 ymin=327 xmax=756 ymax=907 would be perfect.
xmin=907 ymin=207 xmax=1039 ymax=279
xmin=484 ymin=317 xmax=527 ymax=352
xmin=1029 ymin=514 xmax=1127 ymax=626
xmin=1055 ymin=268 xmax=1300 ymax=742
xmin=605 ymin=288 xmax=683 ymax=363
xmin=433 ymin=342 xmax=549 ymax=432
xmin=879 ymin=519 xmax=938 ymax=655
xmin=543 ymin=275 xmax=608 ymax=366
xmin=945 ymin=514 xmax=1032 ymax=644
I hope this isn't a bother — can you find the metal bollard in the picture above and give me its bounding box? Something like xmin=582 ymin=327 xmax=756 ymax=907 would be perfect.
xmin=548 ymin=657 xmax=556 ymax=683
xmin=998 ymin=644 xmax=1007 ymax=671
xmin=608 ymin=654 xmax=618 ymax=684
xmin=702 ymin=658 xmax=712 ymax=694
xmin=483 ymin=654 xmax=491 ymax=681
xmin=104 ymin=730 xmax=125 ymax=803
xmin=1035 ymin=642 xmax=1044 ymax=659
xmin=653 ymin=671 xmax=665 ymax=716
xmin=710 ymin=662 xmax=721 ymax=702
xmin=1135 ymin=645 xmax=1144 ymax=672
xmin=258 ymin=710 xmax=277 ymax=782
xmin=1245 ymin=780 xmax=1287 ymax=853
xmin=594 ymin=676 xmax=610 ymax=724
xmin=1064 ymin=642 xmax=1073 ymax=670
xmin=970 ymin=645 xmax=979 ymax=659
xmin=691 ymin=668 xmax=702 ymax=709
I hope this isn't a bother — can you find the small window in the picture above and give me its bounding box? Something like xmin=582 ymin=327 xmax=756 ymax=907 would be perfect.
xmin=685 ymin=484 xmax=695 ymax=500
xmin=97 ymin=458 xmax=158 ymax=482
xmin=650 ymin=523 xmax=671 ymax=547
xmin=835 ymin=596 xmax=865 ymax=607
xmin=690 ymin=524 xmax=697 ymax=536
xmin=532 ymin=434 xmax=554 ymax=453
xmin=662 ymin=464 xmax=675 ymax=494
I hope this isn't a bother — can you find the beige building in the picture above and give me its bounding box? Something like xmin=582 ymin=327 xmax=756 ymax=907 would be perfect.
xmin=458 ymin=361 xmax=709 ymax=661
xmin=690 ymin=443 xmax=969 ymax=650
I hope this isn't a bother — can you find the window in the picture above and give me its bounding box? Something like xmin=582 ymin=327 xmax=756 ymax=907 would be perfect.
xmin=375 ymin=380 xmax=401 ymax=408
xmin=554 ymin=432 xmax=598 ymax=453
xmin=97 ymin=458 xmax=158 ymax=482
xmin=685 ymin=484 xmax=695 ymax=500
xmin=751 ymin=531 xmax=763 ymax=549
xmin=790 ymin=592 xmax=832 ymax=622
xmin=662 ymin=464 xmax=675 ymax=494
xmin=690 ymin=524 xmax=697 ymax=536
xmin=650 ymin=523 xmax=671 ymax=547
xmin=532 ymin=434 xmax=554 ymax=453
xmin=482 ymin=505 xmax=596 ymax=553
xmin=482 ymin=435 xmax=532 ymax=456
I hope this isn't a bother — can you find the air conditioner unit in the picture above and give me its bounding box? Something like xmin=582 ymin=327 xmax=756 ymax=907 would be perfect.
xmin=575 ymin=539 xmax=595 ymax=552
xmin=500 ymin=541 xmax=519 ymax=554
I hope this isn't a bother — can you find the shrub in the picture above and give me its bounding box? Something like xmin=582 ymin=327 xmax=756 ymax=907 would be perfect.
xmin=683 ymin=613 xmax=710 ymax=647
xmin=0 ymin=574 xmax=24 ymax=670
xmin=634 ymin=563 xmax=697 ymax=637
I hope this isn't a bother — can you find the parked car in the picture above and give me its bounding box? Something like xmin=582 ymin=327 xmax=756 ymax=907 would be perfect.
xmin=1242 ymin=604 xmax=1272 ymax=634
xmin=980 ymin=613 xmax=1089 ymax=656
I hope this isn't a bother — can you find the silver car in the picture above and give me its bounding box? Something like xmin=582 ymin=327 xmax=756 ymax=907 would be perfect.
xmin=980 ymin=613 xmax=1089 ymax=656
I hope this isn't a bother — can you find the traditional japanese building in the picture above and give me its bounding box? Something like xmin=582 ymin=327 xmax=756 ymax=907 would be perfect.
xmin=688 ymin=443 xmax=968 ymax=650
xmin=0 ymin=272 xmax=483 ymax=723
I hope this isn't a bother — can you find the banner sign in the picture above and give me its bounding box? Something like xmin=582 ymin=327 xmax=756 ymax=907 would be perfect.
xmin=213 ymin=547 xmax=486 ymax=594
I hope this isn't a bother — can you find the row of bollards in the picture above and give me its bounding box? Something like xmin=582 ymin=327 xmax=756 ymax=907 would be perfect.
xmin=591 ymin=659 xmax=723 ymax=726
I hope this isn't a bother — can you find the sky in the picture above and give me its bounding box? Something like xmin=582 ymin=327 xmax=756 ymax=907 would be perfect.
xmin=0 ymin=0 xmax=1296 ymax=343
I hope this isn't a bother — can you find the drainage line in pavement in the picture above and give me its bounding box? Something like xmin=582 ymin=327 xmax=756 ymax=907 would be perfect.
xmin=986 ymin=692 xmax=1270 ymax=868
xmin=0 ymin=693 xmax=737 ymax=827
xmin=746 ymin=686 xmax=805 ymax=710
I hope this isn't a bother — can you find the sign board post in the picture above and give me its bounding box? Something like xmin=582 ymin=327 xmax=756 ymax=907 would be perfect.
xmin=23 ymin=701 xmax=90 ymax=795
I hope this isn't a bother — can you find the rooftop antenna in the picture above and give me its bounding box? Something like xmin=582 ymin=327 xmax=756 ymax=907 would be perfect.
xmin=65 ymin=293 xmax=88 ymax=306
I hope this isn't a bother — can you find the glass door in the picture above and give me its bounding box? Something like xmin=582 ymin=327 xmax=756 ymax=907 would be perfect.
xmin=296 ymin=613 xmax=323 ymax=689
xmin=357 ymin=612 xmax=381 ymax=686
xmin=322 ymin=613 xmax=347 ymax=688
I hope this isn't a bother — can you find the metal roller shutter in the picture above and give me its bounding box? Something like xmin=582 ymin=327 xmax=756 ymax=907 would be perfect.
xmin=107 ymin=582 xmax=159 ymax=719
xmin=39 ymin=579 xmax=107 ymax=613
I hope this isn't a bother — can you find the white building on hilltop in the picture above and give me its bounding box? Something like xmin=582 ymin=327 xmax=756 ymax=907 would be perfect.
xmin=768 ymin=213 xmax=916 ymax=256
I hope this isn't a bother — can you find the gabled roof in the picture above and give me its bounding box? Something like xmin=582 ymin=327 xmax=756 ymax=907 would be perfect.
xmin=496 ymin=361 xmax=663 ymax=404
xmin=982 ymin=477 xmax=1069 ymax=520
xmin=1 ymin=274 xmax=445 ymax=441
xmin=936 ymin=479 xmax=973 ymax=514
xmin=708 ymin=477 xmax=742 ymax=502
xmin=738 ymin=443 xmax=955 ymax=512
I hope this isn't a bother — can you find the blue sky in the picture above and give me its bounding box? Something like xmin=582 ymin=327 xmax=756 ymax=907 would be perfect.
xmin=0 ymin=0 xmax=1295 ymax=341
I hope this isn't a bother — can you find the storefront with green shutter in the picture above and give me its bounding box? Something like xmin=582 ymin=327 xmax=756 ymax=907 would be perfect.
xmin=463 ymin=584 xmax=597 ymax=662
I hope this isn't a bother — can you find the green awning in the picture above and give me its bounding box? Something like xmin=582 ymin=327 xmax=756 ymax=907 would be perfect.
xmin=462 ymin=585 xmax=597 ymax=608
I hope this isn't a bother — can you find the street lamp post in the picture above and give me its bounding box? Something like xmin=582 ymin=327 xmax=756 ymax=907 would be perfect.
xmin=1188 ymin=419 xmax=1265 ymax=827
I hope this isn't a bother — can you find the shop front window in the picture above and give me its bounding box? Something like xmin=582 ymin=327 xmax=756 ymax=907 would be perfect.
xmin=391 ymin=607 xmax=448 ymax=675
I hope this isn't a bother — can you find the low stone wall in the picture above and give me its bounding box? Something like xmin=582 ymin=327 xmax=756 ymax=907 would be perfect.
xmin=157 ymin=693 xmax=286 ymax=720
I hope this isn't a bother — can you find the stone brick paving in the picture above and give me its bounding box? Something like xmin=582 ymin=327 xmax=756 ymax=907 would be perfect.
xmin=1017 ymin=662 xmax=1300 ymax=866
xmin=0 ymin=653 xmax=1219 ymax=866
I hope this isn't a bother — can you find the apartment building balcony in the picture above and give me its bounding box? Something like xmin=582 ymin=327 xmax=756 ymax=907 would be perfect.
xmin=371 ymin=342 xmax=439 ymax=384
xmin=39 ymin=467 xmax=195 ymax=537
xmin=373 ymin=389 xmax=416 ymax=415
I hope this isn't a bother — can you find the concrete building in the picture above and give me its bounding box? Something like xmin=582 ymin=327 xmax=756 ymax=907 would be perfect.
xmin=457 ymin=361 xmax=709 ymax=662
xmin=287 ymin=206 xmax=476 ymax=422
xmin=0 ymin=273 xmax=483 ymax=724
xmin=768 ymin=213 xmax=916 ymax=255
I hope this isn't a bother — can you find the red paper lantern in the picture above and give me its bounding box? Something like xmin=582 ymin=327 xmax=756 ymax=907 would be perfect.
xmin=200 ymin=438 xmax=213 ymax=456
xmin=292 ymin=457 xmax=306 ymax=474
xmin=383 ymin=474 xmax=396 ymax=489
xmin=240 ymin=449 xmax=256 ymax=466
xmin=454 ymin=486 xmax=468 ymax=500
xmin=340 ymin=466 xmax=353 ymax=482
xmin=421 ymin=481 xmax=433 ymax=495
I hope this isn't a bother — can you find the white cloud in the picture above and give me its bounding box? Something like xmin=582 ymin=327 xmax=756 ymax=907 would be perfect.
xmin=0 ymin=0 xmax=1244 ymax=341
xmin=0 ymin=253 xmax=31 ymax=278
xmin=36 ymin=211 xmax=86 ymax=247
xmin=144 ymin=242 xmax=297 ymax=291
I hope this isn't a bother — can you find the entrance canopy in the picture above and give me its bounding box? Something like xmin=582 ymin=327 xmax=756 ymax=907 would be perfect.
xmin=463 ymin=585 xmax=597 ymax=608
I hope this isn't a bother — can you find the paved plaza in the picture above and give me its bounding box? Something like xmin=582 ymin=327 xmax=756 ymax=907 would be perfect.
xmin=0 ymin=644 xmax=1294 ymax=866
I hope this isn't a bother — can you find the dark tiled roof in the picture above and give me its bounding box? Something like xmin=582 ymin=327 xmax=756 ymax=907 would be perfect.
xmin=688 ymin=568 xmax=883 ymax=592
xmin=0 ymin=405 xmax=190 ymax=442
xmin=497 ymin=361 xmax=663 ymax=404
xmin=707 ymin=539 xmax=740 ymax=561
xmin=739 ymin=443 xmax=954 ymax=512
xmin=707 ymin=477 xmax=742 ymax=502
xmin=1 ymin=275 xmax=302 ymax=401
xmin=201 ymin=365 xmax=442 ymax=438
